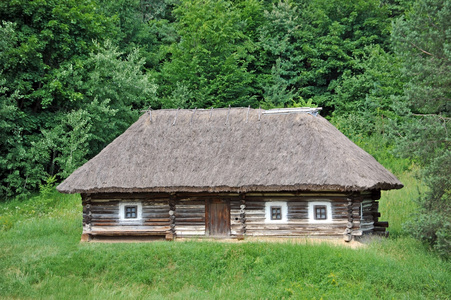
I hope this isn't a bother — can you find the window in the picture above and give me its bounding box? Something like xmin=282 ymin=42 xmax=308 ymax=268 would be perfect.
xmin=314 ymin=205 xmax=327 ymax=220
xmin=124 ymin=205 xmax=138 ymax=219
xmin=308 ymin=202 xmax=332 ymax=223
xmin=119 ymin=202 xmax=142 ymax=223
xmin=265 ymin=201 xmax=287 ymax=223
xmin=270 ymin=206 xmax=282 ymax=220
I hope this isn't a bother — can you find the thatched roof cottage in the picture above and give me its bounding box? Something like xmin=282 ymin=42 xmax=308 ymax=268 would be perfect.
xmin=57 ymin=107 xmax=402 ymax=241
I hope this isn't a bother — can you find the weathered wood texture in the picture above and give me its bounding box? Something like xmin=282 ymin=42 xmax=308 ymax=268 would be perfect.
xmin=358 ymin=190 xmax=388 ymax=236
xmin=82 ymin=193 xmax=170 ymax=236
xmin=206 ymin=199 xmax=230 ymax=236
xmin=244 ymin=196 xmax=349 ymax=237
xmin=230 ymin=199 xmax=243 ymax=236
xmin=80 ymin=191 xmax=386 ymax=239
xmin=174 ymin=200 xmax=205 ymax=237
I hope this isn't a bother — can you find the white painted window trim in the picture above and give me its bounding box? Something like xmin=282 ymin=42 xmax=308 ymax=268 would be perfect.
xmin=265 ymin=201 xmax=288 ymax=223
xmin=119 ymin=202 xmax=143 ymax=223
xmin=308 ymin=201 xmax=333 ymax=224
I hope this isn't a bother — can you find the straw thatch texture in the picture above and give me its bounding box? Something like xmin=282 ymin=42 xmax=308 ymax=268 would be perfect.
xmin=57 ymin=108 xmax=403 ymax=194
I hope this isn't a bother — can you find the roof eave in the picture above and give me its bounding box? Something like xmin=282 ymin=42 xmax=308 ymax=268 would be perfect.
xmin=56 ymin=182 xmax=404 ymax=195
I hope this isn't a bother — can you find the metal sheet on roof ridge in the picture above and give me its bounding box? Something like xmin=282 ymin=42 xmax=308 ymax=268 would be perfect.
xmin=262 ymin=107 xmax=323 ymax=115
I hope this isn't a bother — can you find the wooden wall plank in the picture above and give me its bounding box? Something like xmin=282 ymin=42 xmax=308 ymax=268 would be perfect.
xmin=82 ymin=191 xmax=386 ymax=238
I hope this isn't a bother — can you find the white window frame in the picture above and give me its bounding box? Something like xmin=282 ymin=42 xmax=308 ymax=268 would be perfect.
xmin=265 ymin=201 xmax=288 ymax=223
xmin=308 ymin=201 xmax=332 ymax=224
xmin=119 ymin=202 xmax=143 ymax=223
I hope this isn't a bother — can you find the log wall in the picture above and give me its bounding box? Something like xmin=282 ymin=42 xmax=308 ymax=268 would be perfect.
xmin=243 ymin=195 xmax=351 ymax=237
xmin=174 ymin=200 xmax=205 ymax=237
xmin=83 ymin=193 xmax=170 ymax=237
xmin=81 ymin=191 xmax=386 ymax=240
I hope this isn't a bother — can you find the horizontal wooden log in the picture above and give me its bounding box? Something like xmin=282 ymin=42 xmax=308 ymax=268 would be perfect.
xmin=246 ymin=193 xmax=348 ymax=197
xmin=245 ymin=224 xmax=347 ymax=230
xmin=372 ymin=212 xmax=381 ymax=218
xmin=174 ymin=218 xmax=205 ymax=223
xmin=176 ymin=204 xmax=205 ymax=208
xmin=142 ymin=214 xmax=170 ymax=219
xmin=92 ymin=213 xmax=119 ymax=219
xmin=142 ymin=222 xmax=171 ymax=226
xmin=90 ymin=200 xmax=120 ymax=204
xmin=373 ymin=227 xmax=387 ymax=232
xmin=175 ymin=211 xmax=205 ymax=216
xmin=361 ymin=216 xmax=374 ymax=223
xmin=142 ymin=210 xmax=170 ymax=215
xmin=142 ymin=205 xmax=170 ymax=209
xmin=91 ymin=219 xmax=117 ymax=223
xmin=90 ymin=231 xmax=168 ymax=236
xmin=92 ymin=222 xmax=118 ymax=226
xmin=92 ymin=225 xmax=170 ymax=230
xmin=176 ymin=224 xmax=205 ymax=229
xmin=333 ymin=215 xmax=349 ymax=219
xmin=245 ymin=226 xmax=347 ymax=232
xmin=91 ymin=210 xmax=118 ymax=215
xmin=288 ymin=209 xmax=309 ymax=213
xmin=90 ymin=203 xmax=119 ymax=208
xmin=175 ymin=212 xmax=205 ymax=216
xmin=143 ymin=218 xmax=171 ymax=222
xmin=175 ymin=229 xmax=206 ymax=235
xmin=246 ymin=231 xmax=343 ymax=236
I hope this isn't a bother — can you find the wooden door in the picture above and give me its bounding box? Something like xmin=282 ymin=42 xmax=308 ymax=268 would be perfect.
xmin=207 ymin=199 xmax=230 ymax=236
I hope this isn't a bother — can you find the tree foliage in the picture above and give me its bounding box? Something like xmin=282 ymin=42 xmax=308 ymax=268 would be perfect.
xmin=392 ymin=0 xmax=450 ymax=258
xmin=0 ymin=1 xmax=155 ymax=197
xmin=0 ymin=0 xmax=413 ymax=194
xmin=1 ymin=0 xmax=449 ymax=260
xmin=158 ymin=0 xmax=258 ymax=108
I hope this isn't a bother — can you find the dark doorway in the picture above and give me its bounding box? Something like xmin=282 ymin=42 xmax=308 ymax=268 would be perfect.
xmin=206 ymin=199 xmax=230 ymax=236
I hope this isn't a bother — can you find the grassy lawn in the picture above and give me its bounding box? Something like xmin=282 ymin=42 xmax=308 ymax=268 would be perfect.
xmin=1 ymin=191 xmax=450 ymax=299
xmin=379 ymin=170 xmax=425 ymax=237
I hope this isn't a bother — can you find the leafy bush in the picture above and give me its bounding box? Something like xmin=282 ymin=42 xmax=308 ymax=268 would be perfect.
xmin=404 ymin=154 xmax=450 ymax=259
xmin=405 ymin=213 xmax=450 ymax=260
xmin=0 ymin=176 xmax=78 ymax=232
xmin=391 ymin=0 xmax=451 ymax=259
xmin=436 ymin=222 xmax=451 ymax=259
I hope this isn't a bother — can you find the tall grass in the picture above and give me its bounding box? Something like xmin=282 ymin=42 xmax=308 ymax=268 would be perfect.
xmin=1 ymin=189 xmax=450 ymax=299
xmin=379 ymin=170 xmax=425 ymax=236
xmin=0 ymin=189 xmax=80 ymax=232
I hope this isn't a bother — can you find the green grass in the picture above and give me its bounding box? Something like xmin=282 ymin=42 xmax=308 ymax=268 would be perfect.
xmin=1 ymin=192 xmax=450 ymax=299
xmin=379 ymin=169 xmax=425 ymax=237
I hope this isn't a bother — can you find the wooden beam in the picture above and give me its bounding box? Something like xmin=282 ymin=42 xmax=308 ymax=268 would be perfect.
xmin=90 ymin=231 xmax=168 ymax=236
xmin=374 ymin=221 xmax=389 ymax=228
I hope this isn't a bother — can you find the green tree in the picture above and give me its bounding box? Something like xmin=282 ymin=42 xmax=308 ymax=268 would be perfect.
xmin=392 ymin=0 xmax=450 ymax=258
xmin=52 ymin=41 xmax=158 ymax=157
xmin=159 ymin=0 xmax=258 ymax=108
xmin=331 ymin=44 xmax=405 ymax=139
xmin=299 ymin=0 xmax=393 ymax=112
xmin=255 ymin=0 xmax=396 ymax=111
xmin=0 ymin=1 xmax=156 ymax=198
xmin=257 ymin=0 xmax=302 ymax=107
xmin=97 ymin=0 xmax=178 ymax=70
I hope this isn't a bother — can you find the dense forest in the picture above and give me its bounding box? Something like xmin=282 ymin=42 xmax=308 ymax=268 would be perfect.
xmin=0 ymin=0 xmax=449 ymax=255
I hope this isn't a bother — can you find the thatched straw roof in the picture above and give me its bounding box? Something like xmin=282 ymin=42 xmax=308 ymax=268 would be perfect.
xmin=57 ymin=108 xmax=403 ymax=194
